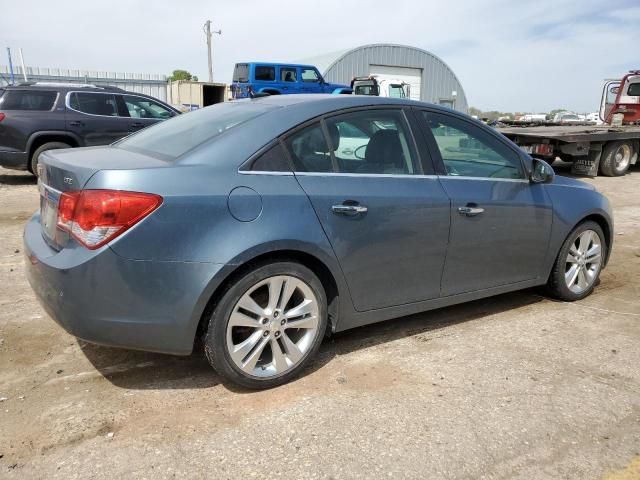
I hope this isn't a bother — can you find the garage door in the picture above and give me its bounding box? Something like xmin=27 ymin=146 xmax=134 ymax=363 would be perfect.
xmin=369 ymin=65 xmax=422 ymax=101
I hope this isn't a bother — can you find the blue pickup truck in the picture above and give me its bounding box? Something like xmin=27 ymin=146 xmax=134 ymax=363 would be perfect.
xmin=231 ymin=63 xmax=351 ymax=98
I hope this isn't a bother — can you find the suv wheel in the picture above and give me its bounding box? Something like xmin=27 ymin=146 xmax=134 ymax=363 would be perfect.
xmin=204 ymin=262 xmax=327 ymax=389
xmin=30 ymin=142 xmax=72 ymax=176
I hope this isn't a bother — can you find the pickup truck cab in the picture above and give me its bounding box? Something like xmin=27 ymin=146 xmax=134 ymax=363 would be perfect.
xmin=231 ymin=63 xmax=350 ymax=98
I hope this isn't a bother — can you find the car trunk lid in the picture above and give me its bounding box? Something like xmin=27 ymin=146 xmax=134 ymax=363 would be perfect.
xmin=37 ymin=146 xmax=171 ymax=249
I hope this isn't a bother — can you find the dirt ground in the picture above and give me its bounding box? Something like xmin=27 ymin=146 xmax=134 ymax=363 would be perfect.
xmin=0 ymin=164 xmax=639 ymax=479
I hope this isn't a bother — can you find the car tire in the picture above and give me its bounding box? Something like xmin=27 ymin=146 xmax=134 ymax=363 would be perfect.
xmin=599 ymin=141 xmax=634 ymax=177
xmin=30 ymin=142 xmax=72 ymax=176
xmin=204 ymin=262 xmax=327 ymax=389
xmin=546 ymin=221 xmax=606 ymax=301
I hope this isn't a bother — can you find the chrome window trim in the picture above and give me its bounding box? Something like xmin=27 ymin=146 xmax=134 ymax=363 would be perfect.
xmin=293 ymin=172 xmax=438 ymax=179
xmin=437 ymin=175 xmax=530 ymax=183
xmin=65 ymin=91 xmax=121 ymax=118
xmin=238 ymin=170 xmax=294 ymax=176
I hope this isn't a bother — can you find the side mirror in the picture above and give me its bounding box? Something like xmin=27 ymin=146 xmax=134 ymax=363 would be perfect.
xmin=530 ymin=158 xmax=555 ymax=184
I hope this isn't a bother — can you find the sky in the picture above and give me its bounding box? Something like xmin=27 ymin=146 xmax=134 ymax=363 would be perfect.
xmin=2 ymin=0 xmax=639 ymax=113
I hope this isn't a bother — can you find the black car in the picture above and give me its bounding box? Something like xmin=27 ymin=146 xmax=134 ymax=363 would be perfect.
xmin=0 ymin=82 xmax=180 ymax=175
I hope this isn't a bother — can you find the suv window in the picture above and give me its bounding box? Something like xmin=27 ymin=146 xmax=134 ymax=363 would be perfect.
xmin=0 ymin=90 xmax=57 ymax=111
xmin=301 ymin=68 xmax=320 ymax=83
xmin=281 ymin=68 xmax=297 ymax=82
xmin=123 ymin=95 xmax=172 ymax=119
xmin=326 ymin=110 xmax=418 ymax=174
xmin=233 ymin=63 xmax=249 ymax=82
xmin=69 ymin=92 xmax=118 ymax=116
xmin=255 ymin=66 xmax=275 ymax=81
xmin=423 ymin=111 xmax=524 ymax=179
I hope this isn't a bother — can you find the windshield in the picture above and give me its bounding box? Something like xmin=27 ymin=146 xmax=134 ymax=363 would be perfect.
xmin=117 ymin=101 xmax=276 ymax=159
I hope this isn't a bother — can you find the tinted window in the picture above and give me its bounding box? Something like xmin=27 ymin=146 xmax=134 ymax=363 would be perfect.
xmin=301 ymin=68 xmax=320 ymax=83
xmin=285 ymin=123 xmax=333 ymax=173
xmin=255 ymin=66 xmax=275 ymax=81
xmin=117 ymin=101 xmax=275 ymax=160
xmin=123 ymin=95 xmax=172 ymax=119
xmin=281 ymin=68 xmax=297 ymax=82
xmin=0 ymin=90 xmax=57 ymax=110
xmin=249 ymin=143 xmax=291 ymax=172
xmin=424 ymin=111 xmax=524 ymax=179
xmin=326 ymin=110 xmax=418 ymax=175
xmin=233 ymin=63 xmax=249 ymax=82
xmin=627 ymin=83 xmax=640 ymax=96
xmin=69 ymin=92 xmax=118 ymax=116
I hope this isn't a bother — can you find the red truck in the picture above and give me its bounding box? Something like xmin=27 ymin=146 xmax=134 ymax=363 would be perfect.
xmin=498 ymin=70 xmax=640 ymax=177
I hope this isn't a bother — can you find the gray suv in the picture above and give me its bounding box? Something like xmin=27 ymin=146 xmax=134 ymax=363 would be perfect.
xmin=0 ymin=83 xmax=179 ymax=175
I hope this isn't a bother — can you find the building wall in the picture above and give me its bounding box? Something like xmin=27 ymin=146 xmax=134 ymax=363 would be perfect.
xmin=0 ymin=65 xmax=168 ymax=102
xmin=319 ymin=44 xmax=468 ymax=112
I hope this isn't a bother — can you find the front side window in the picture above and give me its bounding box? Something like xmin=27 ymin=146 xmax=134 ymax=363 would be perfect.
xmin=123 ymin=95 xmax=172 ymax=119
xmin=424 ymin=111 xmax=524 ymax=179
xmin=255 ymin=66 xmax=275 ymax=81
xmin=281 ymin=68 xmax=297 ymax=82
xmin=325 ymin=110 xmax=417 ymax=175
xmin=69 ymin=92 xmax=118 ymax=116
xmin=0 ymin=90 xmax=57 ymax=111
xmin=301 ymin=68 xmax=320 ymax=83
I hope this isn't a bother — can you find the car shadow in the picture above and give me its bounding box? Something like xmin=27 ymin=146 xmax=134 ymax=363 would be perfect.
xmin=79 ymin=289 xmax=544 ymax=392
xmin=0 ymin=171 xmax=37 ymax=185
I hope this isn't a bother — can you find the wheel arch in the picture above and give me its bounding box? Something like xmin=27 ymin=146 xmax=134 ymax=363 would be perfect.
xmin=259 ymin=88 xmax=281 ymax=95
xmin=27 ymin=131 xmax=81 ymax=161
xmin=578 ymin=213 xmax=613 ymax=266
xmin=193 ymin=247 xmax=342 ymax=351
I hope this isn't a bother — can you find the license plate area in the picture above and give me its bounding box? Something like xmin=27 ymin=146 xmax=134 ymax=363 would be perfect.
xmin=39 ymin=181 xmax=61 ymax=244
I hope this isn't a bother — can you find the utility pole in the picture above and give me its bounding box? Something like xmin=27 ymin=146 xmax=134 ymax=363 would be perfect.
xmin=6 ymin=48 xmax=15 ymax=84
xmin=203 ymin=20 xmax=222 ymax=83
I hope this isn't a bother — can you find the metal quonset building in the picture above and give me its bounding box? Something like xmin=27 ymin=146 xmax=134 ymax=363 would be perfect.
xmin=305 ymin=43 xmax=468 ymax=112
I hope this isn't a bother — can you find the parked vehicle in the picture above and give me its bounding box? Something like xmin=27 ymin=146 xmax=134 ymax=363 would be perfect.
xmin=25 ymin=94 xmax=613 ymax=389
xmin=231 ymin=63 xmax=350 ymax=98
xmin=0 ymin=82 xmax=180 ymax=175
xmin=350 ymin=75 xmax=411 ymax=98
xmin=498 ymin=71 xmax=640 ymax=177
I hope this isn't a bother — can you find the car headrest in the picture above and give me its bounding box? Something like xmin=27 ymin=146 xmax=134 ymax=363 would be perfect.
xmin=365 ymin=129 xmax=404 ymax=167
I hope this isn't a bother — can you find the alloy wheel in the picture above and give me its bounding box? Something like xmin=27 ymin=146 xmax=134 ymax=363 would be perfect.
xmin=226 ymin=275 xmax=320 ymax=378
xmin=564 ymin=229 xmax=603 ymax=294
xmin=613 ymin=143 xmax=632 ymax=173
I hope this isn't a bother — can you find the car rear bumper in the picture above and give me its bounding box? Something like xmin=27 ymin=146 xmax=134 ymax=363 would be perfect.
xmin=23 ymin=213 xmax=225 ymax=355
xmin=0 ymin=150 xmax=28 ymax=170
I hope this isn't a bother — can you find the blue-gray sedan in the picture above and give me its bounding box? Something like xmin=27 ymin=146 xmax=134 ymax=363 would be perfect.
xmin=24 ymin=95 xmax=613 ymax=388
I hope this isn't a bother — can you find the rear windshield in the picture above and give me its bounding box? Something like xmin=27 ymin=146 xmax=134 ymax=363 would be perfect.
xmin=0 ymin=90 xmax=57 ymax=110
xmin=233 ymin=63 xmax=249 ymax=83
xmin=117 ymin=101 xmax=275 ymax=159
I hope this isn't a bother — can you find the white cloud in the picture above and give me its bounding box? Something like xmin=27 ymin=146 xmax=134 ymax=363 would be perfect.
xmin=2 ymin=0 xmax=637 ymax=112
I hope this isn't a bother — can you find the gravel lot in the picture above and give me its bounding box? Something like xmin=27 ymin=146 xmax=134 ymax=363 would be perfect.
xmin=0 ymin=164 xmax=639 ymax=479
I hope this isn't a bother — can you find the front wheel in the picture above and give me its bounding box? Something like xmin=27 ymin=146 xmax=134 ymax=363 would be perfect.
xmin=204 ymin=262 xmax=327 ymax=389
xmin=546 ymin=221 xmax=606 ymax=301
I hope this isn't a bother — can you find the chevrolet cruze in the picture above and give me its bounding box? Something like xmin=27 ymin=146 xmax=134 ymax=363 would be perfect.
xmin=24 ymin=95 xmax=613 ymax=389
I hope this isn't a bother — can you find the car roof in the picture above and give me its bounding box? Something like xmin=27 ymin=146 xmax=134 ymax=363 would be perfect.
xmin=236 ymin=93 xmax=445 ymax=111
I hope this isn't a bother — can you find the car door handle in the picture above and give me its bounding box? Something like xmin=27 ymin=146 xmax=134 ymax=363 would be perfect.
xmin=69 ymin=121 xmax=83 ymax=127
xmin=131 ymin=122 xmax=144 ymax=128
xmin=457 ymin=205 xmax=485 ymax=217
xmin=332 ymin=204 xmax=368 ymax=215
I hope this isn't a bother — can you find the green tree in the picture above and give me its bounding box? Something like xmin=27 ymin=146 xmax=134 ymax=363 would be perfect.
xmin=168 ymin=69 xmax=198 ymax=82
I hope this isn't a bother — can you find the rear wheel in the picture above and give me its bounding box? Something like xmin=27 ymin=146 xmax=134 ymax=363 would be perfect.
xmin=599 ymin=141 xmax=634 ymax=176
xmin=546 ymin=221 xmax=606 ymax=301
xmin=29 ymin=142 xmax=71 ymax=176
xmin=204 ymin=262 xmax=327 ymax=389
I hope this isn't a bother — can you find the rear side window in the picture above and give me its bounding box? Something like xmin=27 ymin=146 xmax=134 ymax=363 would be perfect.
xmin=69 ymin=92 xmax=118 ymax=116
xmin=0 ymin=90 xmax=57 ymax=111
xmin=247 ymin=143 xmax=291 ymax=172
xmin=233 ymin=63 xmax=249 ymax=82
xmin=255 ymin=66 xmax=275 ymax=81
xmin=117 ymin=101 xmax=275 ymax=160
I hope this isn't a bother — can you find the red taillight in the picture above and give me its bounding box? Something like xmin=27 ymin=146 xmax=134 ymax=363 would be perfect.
xmin=0 ymin=112 xmax=5 ymax=122
xmin=56 ymin=190 xmax=162 ymax=249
